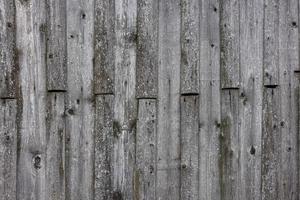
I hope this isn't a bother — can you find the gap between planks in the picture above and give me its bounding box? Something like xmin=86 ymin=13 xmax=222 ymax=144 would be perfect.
xmin=47 ymin=90 xmax=67 ymax=93
xmin=264 ymin=85 xmax=279 ymax=89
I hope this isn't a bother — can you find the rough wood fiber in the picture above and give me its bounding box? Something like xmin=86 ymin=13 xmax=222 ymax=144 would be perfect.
xmin=180 ymin=95 xmax=199 ymax=200
xmin=65 ymin=0 xmax=94 ymax=199
xmin=3 ymin=1 xmax=300 ymax=199
xmin=94 ymin=0 xmax=115 ymax=94
xmin=156 ymin=1 xmax=181 ymax=199
xmin=263 ymin=0 xmax=279 ymax=86
xmin=15 ymin=0 xmax=48 ymax=199
xmin=239 ymin=0 xmax=263 ymax=199
xmin=220 ymin=89 xmax=240 ymax=200
xmin=261 ymin=88 xmax=280 ymax=200
xmin=277 ymin=1 xmax=299 ymax=199
xmin=0 ymin=99 xmax=17 ymax=200
xmin=113 ymin=1 xmax=137 ymax=198
xmin=136 ymin=0 xmax=159 ymax=98
xmin=46 ymin=0 xmax=67 ymax=91
xmin=46 ymin=93 xmax=65 ymax=200
xmin=180 ymin=0 xmax=199 ymax=94
xmin=198 ymin=81 xmax=221 ymax=200
xmin=0 ymin=0 xmax=17 ymax=98
xmin=294 ymin=74 xmax=300 ymax=200
xmin=198 ymin=0 xmax=221 ymax=199
xmin=136 ymin=99 xmax=157 ymax=200
xmin=287 ymin=0 xmax=299 ymax=73
xmin=94 ymin=95 xmax=114 ymax=200
xmin=220 ymin=0 xmax=240 ymax=89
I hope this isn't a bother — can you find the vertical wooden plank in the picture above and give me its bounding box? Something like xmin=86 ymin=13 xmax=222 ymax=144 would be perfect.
xmin=94 ymin=95 xmax=114 ymax=200
xmin=0 ymin=0 xmax=17 ymax=98
xmin=180 ymin=0 xmax=199 ymax=94
xmin=94 ymin=0 xmax=115 ymax=94
xmin=278 ymin=0 xmax=299 ymax=199
xmin=15 ymin=0 xmax=47 ymax=199
xmin=290 ymin=0 xmax=299 ymax=72
xmin=136 ymin=0 xmax=159 ymax=98
xmin=198 ymin=82 xmax=221 ymax=200
xmin=293 ymin=74 xmax=300 ymax=200
xmin=198 ymin=0 xmax=221 ymax=199
xmin=219 ymin=89 xmax=240 ymax=200
xmin=65 ymin=0 xmax=94 ymax=199
xmin=157 ymin=0 xmax=181 ymax=199
xmin=220 ymin=0 xmax=240 ymax=89
xmin=0 ymin=99 xmax=17 ymax=200
xmin=135 ymin=99 xmax=157 ymax=200
xmin=180 ymin=95 xmax=199 ymax=200
xmin=261 ymin=87 xmax=280 ymax=200
xmin=46 ymin=0 xmax=67 ymax=91
xmin=263 ymin=0 xmax=279 ymax=86
xmin=46 ymin=93 xmax=65 ymax=200
xmin=239 ymin=0 xmax=263 ymax=199
xmin=113 ymin=0 xmax=137 ymax=199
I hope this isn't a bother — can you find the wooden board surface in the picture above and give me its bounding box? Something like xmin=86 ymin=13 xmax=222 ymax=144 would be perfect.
xmin=0 ymin=1 xmax=299 ymax=199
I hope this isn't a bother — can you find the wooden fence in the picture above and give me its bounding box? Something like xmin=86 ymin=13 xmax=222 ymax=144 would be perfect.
xmin=0 ymin=0 xmax=299 ymax=199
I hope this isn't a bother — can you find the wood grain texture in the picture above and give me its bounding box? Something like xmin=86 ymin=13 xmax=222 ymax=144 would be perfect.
xmin=46 ymin=0 xmax=67 ymax=91
xmin=239 ymin=0 xmax=263 ymax=199
xmin=46 ymin=93 xmax=65 ymax=200
xmin=220 ymin=0 xmax=240 ymax=89
xmin=180 ymin=95 xmax=199 ymax=200
xmin=261 ymin=87 xmax=280 ymax=200
xmin=156 ymin=0 xmax=181 ymax=199
xmin=263 ymin=0 xmax=279 ymax=86
xmin=113 ymin=1 xmax=137 ymax=198
xmin=15 ymin=0 xmax=48 ymax=199
xmin=65 ymin=0 xmax=94 ymax=199
xmin=180 ymin=0 xmax=199 ymax=94
xmin=198 ymin=0 xmax=221 ymax=199
xmin=294 ymin=73 xmax=300 ymax=200
xmin=135 ymin=99 xmax=157 ymax=200
xmin=1 ymin=1 xmax=300 ymax=199
xmin=94 ymin=95 xmax=114 ymax=200
xmin=278 ymin=1 xmax=299 ymax=199
xmin=0 ymin=0 xmax=17 ymax=98
xmin=94 ymin=0 xmax=115 ymax=94
xmin=220 ymin=89 xmax=240 ymax=200
xmin=136 ymin=0 xmax=159 ymax=98
xmin=0 ymin=99 xmax=17 ymax=200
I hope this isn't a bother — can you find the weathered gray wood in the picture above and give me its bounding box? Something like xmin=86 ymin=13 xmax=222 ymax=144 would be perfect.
xmin=46 ymin=93 xmax=65 ymax=200
xmin=180 ymin=95 xmax=199 ymax=200
xmin=0 ymin=99 xmax=17 ymax=200
xmin=220 ymin=0 xmax=240 ymax=89
xmin=46 ymin=0 xmax=67 ymax=91
xmin=220 ymin=89 xmax=240 ymax=200
xmin=294 ymin=74 xmax=300 ymax=200
xmin=156 ymin=1 xmax=181 ymax=198
xmin=263 ymin=0 xmax=279 ymax=86
xmin=180 ymin=0 xmax=199 ymax=94
xmin=94 ymin=0 xmax=115 ymax=94
xmin=65 ymin=0 xmax=94 ymax=199
xmin=113 ymin=1 xmax=137 ymax=199
xmin=198 ymin=81 xmax=221 ymax=200
xmin=278 ymin=1 xmax=299 ymax=199
xmin=4 ymin=1 xmax=300 ymax=199
xmin=0 ymin=0 xmax=17 ymax=98
xmin=94 ymin=95 xmax=114 ymax=200
xmin=15 ymin=0 xmax=48 ymax=199
xmin=198 ymin=0 xmax=221 ymax=199
xmin=136 ymin=0 xmax=159 ymax=98
xmin=239 ymin=0 xmax=263 ymax=199
xmin=261 ymin=87 xmax=280 ymax=200
xmin=135 ymin=99 xmax=157 ymax=200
